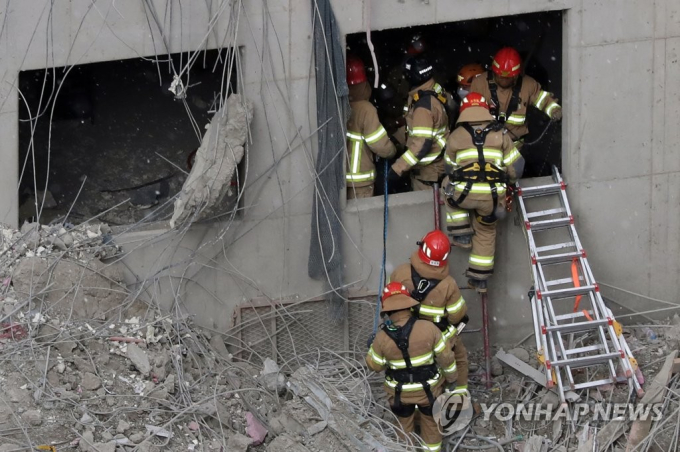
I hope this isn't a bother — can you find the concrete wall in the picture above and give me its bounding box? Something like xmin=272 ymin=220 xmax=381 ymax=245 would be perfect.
xmin=1 ymin=0 xmax=678 ymax=349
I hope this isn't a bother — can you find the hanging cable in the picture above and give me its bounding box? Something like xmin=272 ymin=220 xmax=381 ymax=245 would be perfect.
xmin=373 ymin=160 xmax=389 ymax=334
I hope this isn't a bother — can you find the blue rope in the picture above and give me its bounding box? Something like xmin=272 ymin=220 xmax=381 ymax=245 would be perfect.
xmin=373 ymin=159 xmax=389 ymax=334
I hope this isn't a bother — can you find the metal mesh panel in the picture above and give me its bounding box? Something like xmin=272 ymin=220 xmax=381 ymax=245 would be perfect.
xmin=239 ymin=306 xmax=274 ymax=365
xmin=348 ymin=299 xmax=376 ymax=350
xmin=237 ymin=296 xmax=376 ymax=365
xmin=275 ymin=301 xmax=346 ymax=365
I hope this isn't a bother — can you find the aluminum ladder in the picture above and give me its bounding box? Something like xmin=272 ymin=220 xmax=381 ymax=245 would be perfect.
xmin=515 ymin=166 xmax=644 ymax=404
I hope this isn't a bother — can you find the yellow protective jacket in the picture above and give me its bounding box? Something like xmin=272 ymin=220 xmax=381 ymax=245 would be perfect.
xmin=346 ymin=82 xmax=396 ymax=187
xmin=470 ymin=72 xmax=560 ymax=141
xmin=391 ymin=79 xmax=449 ymax=183
xmin=444 ymin=121 xmax=523 ymax=203
xmin=366 ymin=309 xmax=457 ymax=406
xmin=390 ymin=251 xmax=467 ymax=342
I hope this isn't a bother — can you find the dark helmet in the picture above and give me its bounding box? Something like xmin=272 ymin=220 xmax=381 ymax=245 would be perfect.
xmin=403 ymin=56 xmax=433 ymax=87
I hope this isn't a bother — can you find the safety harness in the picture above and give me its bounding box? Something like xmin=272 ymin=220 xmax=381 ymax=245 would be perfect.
xmin=410 ymin=266 xmax=451 ymax=333
xmin=487 ymin=71 xmax=523 ymax=126
xmin=406 ymin=87 xmax=449 ymax=180
xmin=446 ymin=123 xmax=508 ymax=225
xmin=381 ymin=316 xmax=438 ymax=408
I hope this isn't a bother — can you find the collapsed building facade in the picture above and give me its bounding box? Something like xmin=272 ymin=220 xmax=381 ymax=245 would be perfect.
xmin=0 ymin=0 xmax=679 ymax=451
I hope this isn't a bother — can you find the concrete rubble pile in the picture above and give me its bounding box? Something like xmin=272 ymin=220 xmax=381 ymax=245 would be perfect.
xmin=0 ymin=221 xmax=408 ymax=451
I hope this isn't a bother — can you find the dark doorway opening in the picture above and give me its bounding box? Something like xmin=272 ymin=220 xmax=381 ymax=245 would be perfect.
xmin=18 ymin=48 xmax=237 ymax=226
xmin=346 ymin=10 xmax=563 ymax=191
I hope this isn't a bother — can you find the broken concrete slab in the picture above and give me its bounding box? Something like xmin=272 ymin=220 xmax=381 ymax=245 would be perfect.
xmin=21 ymin=410 xmax=42 ymax=426
xmin=170 ymin=94 xmax=253 ymax=227
xmin=267 ymin=434 xmax=312 ymax=452
xmin=627 ymin=350 xmax=678 ymax=451
xmin=495 ymin=349 xmax=580 ymax=402
xmin=81 ymin=372 xmax=102 ymax=391
xmin=227 ymin=432 xmax=253 ymax=452
xmin=127 ymin=344 xmax=151 ymax=376
xmin=508 ymin=347 xmax=530 ymax=363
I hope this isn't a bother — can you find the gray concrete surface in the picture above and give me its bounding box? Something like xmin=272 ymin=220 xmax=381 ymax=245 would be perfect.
xmin=0 ymin=0 xmax=678 ymax=348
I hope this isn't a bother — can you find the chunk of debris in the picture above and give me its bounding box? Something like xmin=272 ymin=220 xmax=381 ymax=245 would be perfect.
xmin=508 ymin=347 xmax=530 ymax=363
xmin=245 ymin=412 xmax=268 ymax=445
xmin=21 ymin=410 xmax=42 ymax=426
xmin=267 ymin=434 xmax=312 ymax=452
xmin=227 ymin=433 xmax=253 ymax=452
xmin=170 ymin=94 xmax=254 ymax=227
xmin=81 ymin=372 xmax=102 ymax=391
xmin=127 ymin=343 xmax=151 ymax=376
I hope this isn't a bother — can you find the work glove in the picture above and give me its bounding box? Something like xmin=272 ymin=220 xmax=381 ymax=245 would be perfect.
xmin=366 ymin=332 xmax=376 ymax=350
xmin=550 ymin=107 xmax=563 ymax=121
xmin=387 ymin=168 xmax=402 ymax=184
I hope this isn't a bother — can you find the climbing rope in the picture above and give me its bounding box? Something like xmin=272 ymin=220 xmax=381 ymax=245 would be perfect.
xmin=373 ymin=159 xmax=389 ymax=334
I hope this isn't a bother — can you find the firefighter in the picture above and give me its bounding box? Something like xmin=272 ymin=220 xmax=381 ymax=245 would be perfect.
xmin=390 ymin=230 xmax=470 ymax=396
xmin=366 ymin=282 xmax=457 ymax=452
xmin=388 ymin=56 xmax=449 ymax=191
xmin=443 ymin=93 xmax=524 ymax=293
xmin=470 ymin=47 xmax=562 ymax=150
xmin=456 ymin=63 xmax=485 ymax=102
xmin=346 ymin=55 xmax=397 ymax=199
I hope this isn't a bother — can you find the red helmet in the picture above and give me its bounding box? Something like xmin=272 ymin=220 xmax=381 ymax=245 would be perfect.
xmin=382 ymin=282 xmax=410 ymax=300
xmin=346 ymin=55 xmax=367 ymax=86
xmin=492 ymin=47 xmax=522 ymax=77
xmin=457 ymin=63 xmax=485 ymax=88
xmin=407 ymin=34 xmax=426 ymax=55
xmin=417 ymin=230 xmax=451 ymax=267
xmin=381 ymin=282 xmax=418 ymax=312
xmin=459 ymin=93 xmax=490 ymax=114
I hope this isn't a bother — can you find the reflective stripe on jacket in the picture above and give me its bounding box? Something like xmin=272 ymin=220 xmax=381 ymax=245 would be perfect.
xmin=391 ymin=80 xmax=449 ymax=181
xmin=470 ymin=72 xmax=560 ymax=140
xmin=347 ymin=82 xmax=397 ymax=187
xmin=366 ymin=310 xmax=457 ymax=406
xmin=390 ymin=251 xmax=468 ymax=337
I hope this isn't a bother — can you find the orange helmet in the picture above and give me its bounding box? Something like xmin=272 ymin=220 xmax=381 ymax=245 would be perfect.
xmin=417 ymin=230 xmax=450 ymax=267
xmin=381 ymin=282 xmax=418 ymax=312
xmin=491 ymin=47 xmax=522 ymax=77
xmin=457 ymin=63 xmax=485 ymax=88
xmin=346 ymin=55 xmax=367 ymax=86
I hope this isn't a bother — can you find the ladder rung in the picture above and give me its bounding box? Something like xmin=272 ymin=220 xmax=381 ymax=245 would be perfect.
xmin=565 ymin=344 xmax=604 ymax=355
xmin=518 ymin=183 xmax=564 ymax=197
xmin=554 ymin=311 xmax=588 ymax=321
xmin=536 ymin=251 xmax=583 ymax=264
xmin=528 ymin=217 xmax=573 ymax=231
xmin=536 ymin=242 xmax=576 ymax=252
xmin=542 ymin=285 xmax=596 ymax=299
xmin=526 ymin=207 xmax=566 ymax=219
xmin=545 ymin=277 xmax=575 ymax=287
xmin=573 ymin=378 xmax=616 ymax=391
xmin=551 ymin=352 xmax=621 ymax=369
xmin=546 ymin=318 xmax=609 ymax=334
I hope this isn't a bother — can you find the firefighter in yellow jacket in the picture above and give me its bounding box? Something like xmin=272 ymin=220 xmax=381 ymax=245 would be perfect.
xmin=390 ymin=229 xmax=470 ymax=396
xmin=443 ymin=93 xmax=524 ymax=293
xmin=366 ymin=282 xmax=457 ymax=452
xmin=346 ymin=55 xmax=397 ymax=199
xmin=470 ymin=47 xmax=562 ymax=150
xmin=388 ymin=56 xmax=449 ymax=191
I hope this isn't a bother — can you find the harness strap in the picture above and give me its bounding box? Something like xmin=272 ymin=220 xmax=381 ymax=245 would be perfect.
xmin=487 ymin=71 xmax=523 ymax=124
xmin=410 ymin=265 xmax=442 ymax=303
